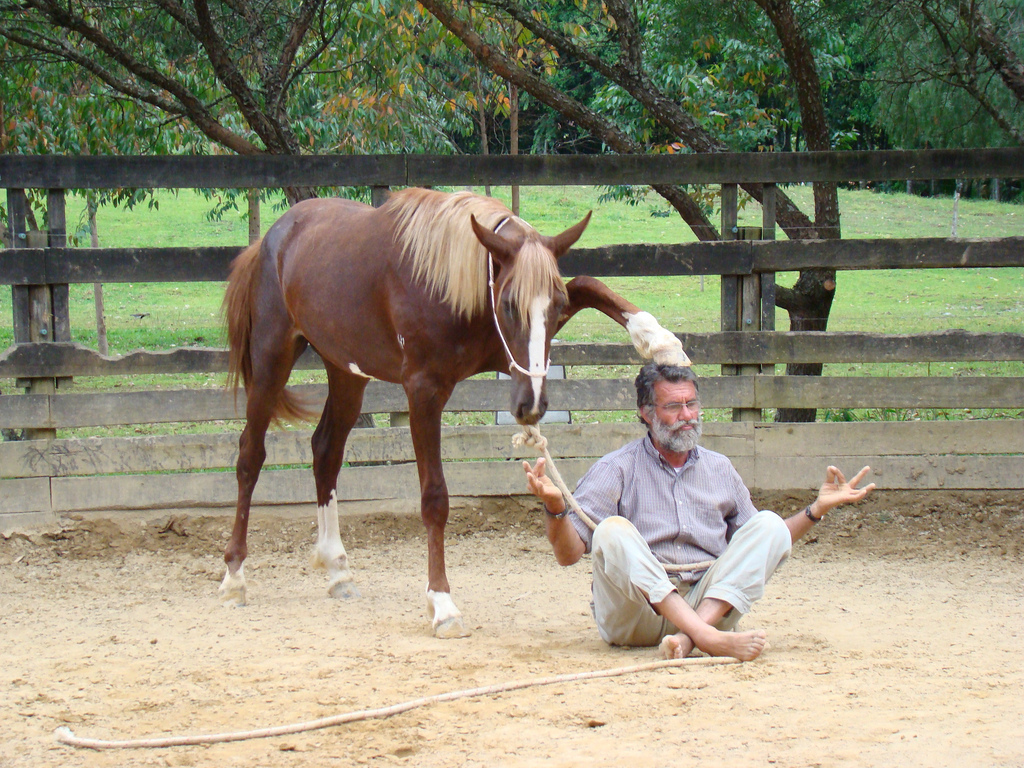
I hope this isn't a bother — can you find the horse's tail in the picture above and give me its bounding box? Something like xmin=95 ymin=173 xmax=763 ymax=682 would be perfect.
xmin=223 ymin=239 xmax=314 ymax=424
xmin=224 ymin=240 xmax=262 ymax=397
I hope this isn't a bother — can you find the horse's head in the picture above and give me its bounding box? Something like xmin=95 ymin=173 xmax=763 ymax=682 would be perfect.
xmin=471 ymin=211 xmax=591 ymax=425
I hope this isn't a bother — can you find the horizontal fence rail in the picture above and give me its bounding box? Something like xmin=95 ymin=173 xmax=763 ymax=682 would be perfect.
xmin=2 ymin=330 xmax=1023 ymax=379
xmin=3 ymin=237 xmax=1023 ymax=286
xmin=2 ymin=377 xmax=1022 ymax=430
xmin=3 ymin=148 xmax=1024 ymax=189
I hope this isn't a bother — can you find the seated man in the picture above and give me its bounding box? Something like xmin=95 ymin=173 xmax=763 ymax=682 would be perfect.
xmin=523 ymin=363 xmax=874 ymax=661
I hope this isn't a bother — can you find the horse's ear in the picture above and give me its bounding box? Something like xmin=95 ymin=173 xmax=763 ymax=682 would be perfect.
xmin=550 ymin=211 xmax=592 ymax=258
xmin=470 ymin=214 xmax=515 ymax=263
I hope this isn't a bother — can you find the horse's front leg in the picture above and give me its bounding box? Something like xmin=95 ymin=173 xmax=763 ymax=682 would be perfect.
xmin=560 ymin=276 xmax=691 ymax=365
xmin=405 ymin=377 xmax=470 ymax=639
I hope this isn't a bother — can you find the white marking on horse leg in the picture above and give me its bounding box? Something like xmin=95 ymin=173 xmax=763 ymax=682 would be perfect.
xmin=310 ymin=490 xmax=360 ymax=599
xmin=219 ymin=564 xmax=247 ymax=607
xmin=624 ymin=311 xmax=691 ymax=365
xmin=426 ymin=587 xmax=471 ymax=639
xmin=348 ymin=363 xmax=371 ymax=378
xmin=526 ymin=295 xmax=551 ymax=416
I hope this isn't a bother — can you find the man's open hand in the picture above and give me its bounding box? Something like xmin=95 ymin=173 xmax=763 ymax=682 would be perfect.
xmin=816 ymin=465 xmax=875 ymax=515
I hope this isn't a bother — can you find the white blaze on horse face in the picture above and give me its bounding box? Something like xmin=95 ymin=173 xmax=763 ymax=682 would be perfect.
xmin=527 ymin=295 xmax=552 ymax=411
xmin=624 ymin=311 xmax=691 ymax=366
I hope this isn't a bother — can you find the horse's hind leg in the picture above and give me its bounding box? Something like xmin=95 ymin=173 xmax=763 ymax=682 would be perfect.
xmin=220 ymin=338 xmax=307 ymax=607
xmin=310 ymin=364 xmax=369 ymax=599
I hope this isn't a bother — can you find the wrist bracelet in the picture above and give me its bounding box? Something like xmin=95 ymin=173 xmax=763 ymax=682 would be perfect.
xmin=804 ymin=505 xmax=822 ymax=523
xmin=545 ymin=505 xmax=568 ymax=520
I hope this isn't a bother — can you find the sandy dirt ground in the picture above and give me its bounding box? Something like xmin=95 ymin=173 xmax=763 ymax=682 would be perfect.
xmin=2 ymin=490 xmax=1022 ymax=768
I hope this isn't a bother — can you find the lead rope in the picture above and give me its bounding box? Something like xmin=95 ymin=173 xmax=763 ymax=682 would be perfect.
xmin=513 ymin=424 xmax=717 ymax=575
xmin=55 ymin=656 xmax=738 ymax=749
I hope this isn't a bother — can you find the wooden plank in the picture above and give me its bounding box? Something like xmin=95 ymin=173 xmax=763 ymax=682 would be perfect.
xmin=5 ymin=150 xmax=1024 ymax=191
xmin=0 ymin=246 xmax=239 ymax=285
xmin=4 ymin=330 xmax=1021 ymax=378
xmin=0 ymin=476 xmax=51 ymax=515
xmin=0 ymin=393 xmax=51 ymax=428
xmin=405 ymin=148 xmax=1024 ymax=186
xmin=48 ymin=458 xmax=603 ymax=512
xmin=746 ymin=455 xmax=1024 ymax=491
xmin=561 ymin=241 xmax=753 ymax=277
xmin=752 ymin=375 xmax=1024 ymax=409
xmin=43 ymin=450 xmax=1024 ymax=514
xmin=2 ymin=237 xmax=1023 ymax=288
xmin=0 ymin=154 xmax=409 ymax=190
xmin=755 ymin=237 xmax=1024 ymax=272
xmin=2 ymin=374 xmax=1020 ymax=429
xmin=754 ymin=420 xmax=1024 ymax=457
xmin=0 ymin=509 xmax=59 ymax=534
xmin=0 ymin=422 xmax=761 ymax=479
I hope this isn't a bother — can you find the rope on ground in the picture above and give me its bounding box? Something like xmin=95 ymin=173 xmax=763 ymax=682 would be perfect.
xmin=55 ymin=656 xmax=739 ymax=750
xmin=514 ymin=424 xmax=716 ymax=574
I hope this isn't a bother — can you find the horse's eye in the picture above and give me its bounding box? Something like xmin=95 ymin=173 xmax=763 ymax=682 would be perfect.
xmin=502 ymin=298 xmax=515 ymax=317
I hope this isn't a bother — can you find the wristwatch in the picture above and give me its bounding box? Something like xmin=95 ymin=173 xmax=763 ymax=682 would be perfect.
xmin=545 ymin=503 xmax=568 ymax=519
xmin=804 ymin=504 xmax=822 ymax=523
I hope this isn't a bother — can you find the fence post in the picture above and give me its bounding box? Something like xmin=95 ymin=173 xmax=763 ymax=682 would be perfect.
xmin=721 ymin=183 xmax=768 ymax=422
xmin=7 ymin=189 xmax=69 ymax=440
xmin=760 ymin=183 xmax=777 ymax=377
xmin=247 ymin=189 xmax=261 ymax=244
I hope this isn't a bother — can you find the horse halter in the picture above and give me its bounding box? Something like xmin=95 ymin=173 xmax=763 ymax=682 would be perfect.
xmin=487 ymin=216 xmax=551 ymax=380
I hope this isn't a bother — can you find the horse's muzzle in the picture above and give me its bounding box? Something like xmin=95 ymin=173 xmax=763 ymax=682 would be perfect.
xmin=513 ymin=390 xmax=548 ymax=426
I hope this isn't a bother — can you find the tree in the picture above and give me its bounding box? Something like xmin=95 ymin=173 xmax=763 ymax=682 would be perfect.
xmin=868 ymin=0 xmax=1024 ymax=148
xmin=418 ymin=0 xmax=850 ymax=420
xmin=0 ymin=1 xmax=468 ymax=201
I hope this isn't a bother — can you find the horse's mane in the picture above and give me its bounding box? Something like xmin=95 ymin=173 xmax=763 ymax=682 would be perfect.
xmin=386 ymin=188 xmax=564 ymax=319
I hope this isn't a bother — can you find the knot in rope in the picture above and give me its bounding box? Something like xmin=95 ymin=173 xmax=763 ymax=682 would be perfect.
xmin=512 ymin=423 xmax=548 ymax=452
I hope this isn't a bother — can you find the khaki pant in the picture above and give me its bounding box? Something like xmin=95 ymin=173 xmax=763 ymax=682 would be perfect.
xmin=590 ymin=510 xmax=792 ymax=647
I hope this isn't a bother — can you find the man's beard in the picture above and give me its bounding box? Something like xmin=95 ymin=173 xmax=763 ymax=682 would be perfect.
xmin=649 ymin=413 xmax=702 ymax=454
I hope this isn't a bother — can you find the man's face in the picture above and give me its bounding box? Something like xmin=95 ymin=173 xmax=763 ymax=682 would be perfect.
xmin=641 ymin=379 xmax=702 ymax=454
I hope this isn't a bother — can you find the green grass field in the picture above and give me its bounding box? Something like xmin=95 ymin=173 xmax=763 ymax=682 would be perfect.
xmin=1 ymin=184 xmax=1021 ymax=435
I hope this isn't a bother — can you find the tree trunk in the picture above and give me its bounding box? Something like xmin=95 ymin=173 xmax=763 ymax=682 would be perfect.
xmin=754 ymin=0 xmax=841 ymax=423
xmin=510 ymin=81 xmax=520 ymax=216
xmin=475 ymin=67 xmax=491 ymax=197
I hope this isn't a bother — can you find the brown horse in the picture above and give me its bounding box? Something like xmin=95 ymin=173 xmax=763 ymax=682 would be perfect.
xmin=220 ymin=188 xmax=689 ymax=637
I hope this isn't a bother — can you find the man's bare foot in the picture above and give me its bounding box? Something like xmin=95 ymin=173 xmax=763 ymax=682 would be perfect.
xmin=661 ymin=628 xmax=768 ymax=662
xmin=660 ymin=632 xmax=695 ymax=660
xmin=704 ymin=628 xmax=767 ymax=661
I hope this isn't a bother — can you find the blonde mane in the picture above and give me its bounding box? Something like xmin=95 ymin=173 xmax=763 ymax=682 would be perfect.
xmin=386 ymin=189 xmax=565 ymax=319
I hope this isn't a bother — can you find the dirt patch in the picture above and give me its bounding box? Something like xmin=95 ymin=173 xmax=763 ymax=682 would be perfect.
xmin=6 ymin=490 xmax=1020 ymax=564
xmin=2 ymin=491 xmax=1022 ymax=767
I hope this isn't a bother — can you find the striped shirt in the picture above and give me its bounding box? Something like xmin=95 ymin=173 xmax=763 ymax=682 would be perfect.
xmin=569 ymin=434 xmax=758 ymax=584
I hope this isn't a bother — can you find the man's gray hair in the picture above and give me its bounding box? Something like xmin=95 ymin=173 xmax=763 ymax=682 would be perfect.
xmin=635 ymin=363 xmax=699 ymax=421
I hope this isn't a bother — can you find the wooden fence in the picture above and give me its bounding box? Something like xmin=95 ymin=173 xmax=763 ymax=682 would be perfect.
xmin=1 ymin=150 xmax=1022 ymax=532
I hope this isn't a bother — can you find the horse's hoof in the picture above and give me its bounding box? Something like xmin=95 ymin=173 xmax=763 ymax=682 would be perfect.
xmin=433 ymin=616 xmax=471 ymax=639
xmin=219 ymin=584 xmax=247 ymax=607
xmin=219 ymin=567 xmax=246 ymax=606
xmin=328 ymin=579 xmax=360 ymax=600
